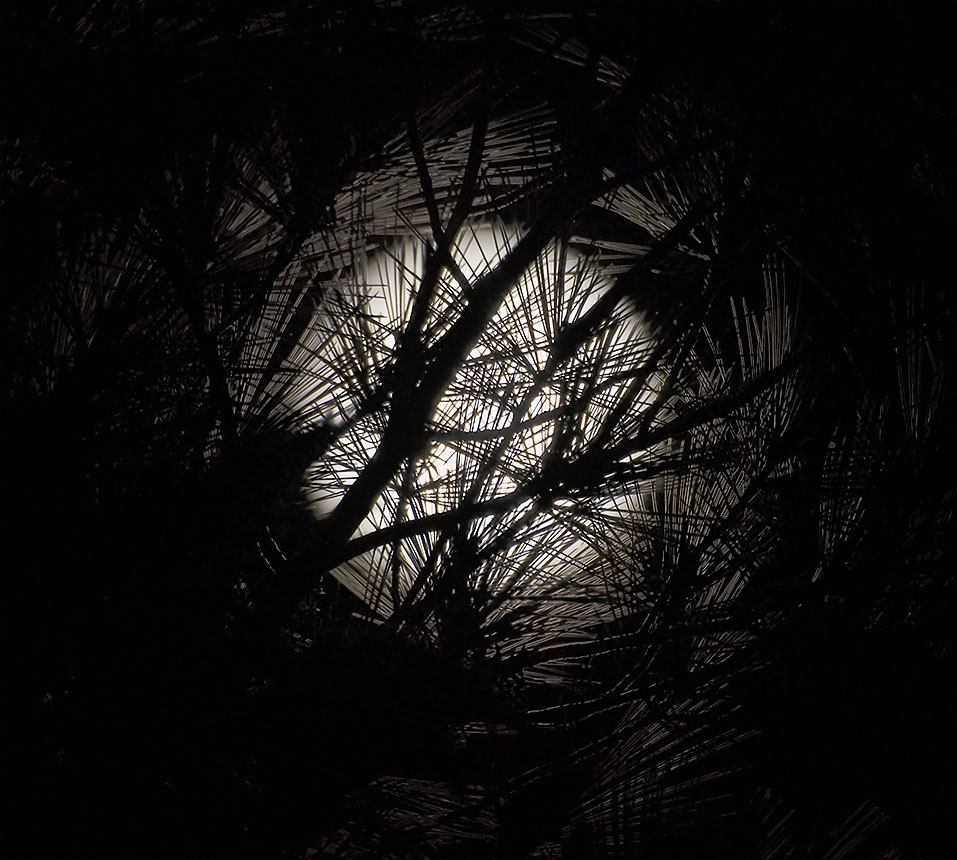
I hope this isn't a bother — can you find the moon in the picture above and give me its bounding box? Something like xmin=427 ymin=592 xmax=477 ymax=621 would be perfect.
xmin=291 ymin=220 xmax=661 ymax=610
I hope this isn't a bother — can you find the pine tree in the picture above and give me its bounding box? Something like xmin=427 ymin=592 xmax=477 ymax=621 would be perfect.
xmin=3 ymin=3 xmax=956 ymax=857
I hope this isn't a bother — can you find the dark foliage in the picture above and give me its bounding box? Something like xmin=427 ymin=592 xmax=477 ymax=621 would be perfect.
xmin=3 ymin=3 xmax=956 ymax=858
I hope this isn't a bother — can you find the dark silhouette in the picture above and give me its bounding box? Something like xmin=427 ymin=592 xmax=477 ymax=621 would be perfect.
xmin=3 ymin=4 xmax=956 ymax=858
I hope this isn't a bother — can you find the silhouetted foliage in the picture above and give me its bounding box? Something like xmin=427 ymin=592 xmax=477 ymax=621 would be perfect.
xmin=3 ymin=3 xmax=956 ymax=858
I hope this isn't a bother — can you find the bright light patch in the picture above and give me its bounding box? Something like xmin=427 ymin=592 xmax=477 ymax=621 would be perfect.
xmin=290 ymin=220 xmax=661 ymax=613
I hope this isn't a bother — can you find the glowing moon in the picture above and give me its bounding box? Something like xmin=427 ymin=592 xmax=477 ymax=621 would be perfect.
xmin=288 ymin=220 xmax=660 ymax=612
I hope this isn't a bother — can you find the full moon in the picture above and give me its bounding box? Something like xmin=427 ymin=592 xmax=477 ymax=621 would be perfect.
xmin=286 ymin=220 xmax=660 ymax=614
